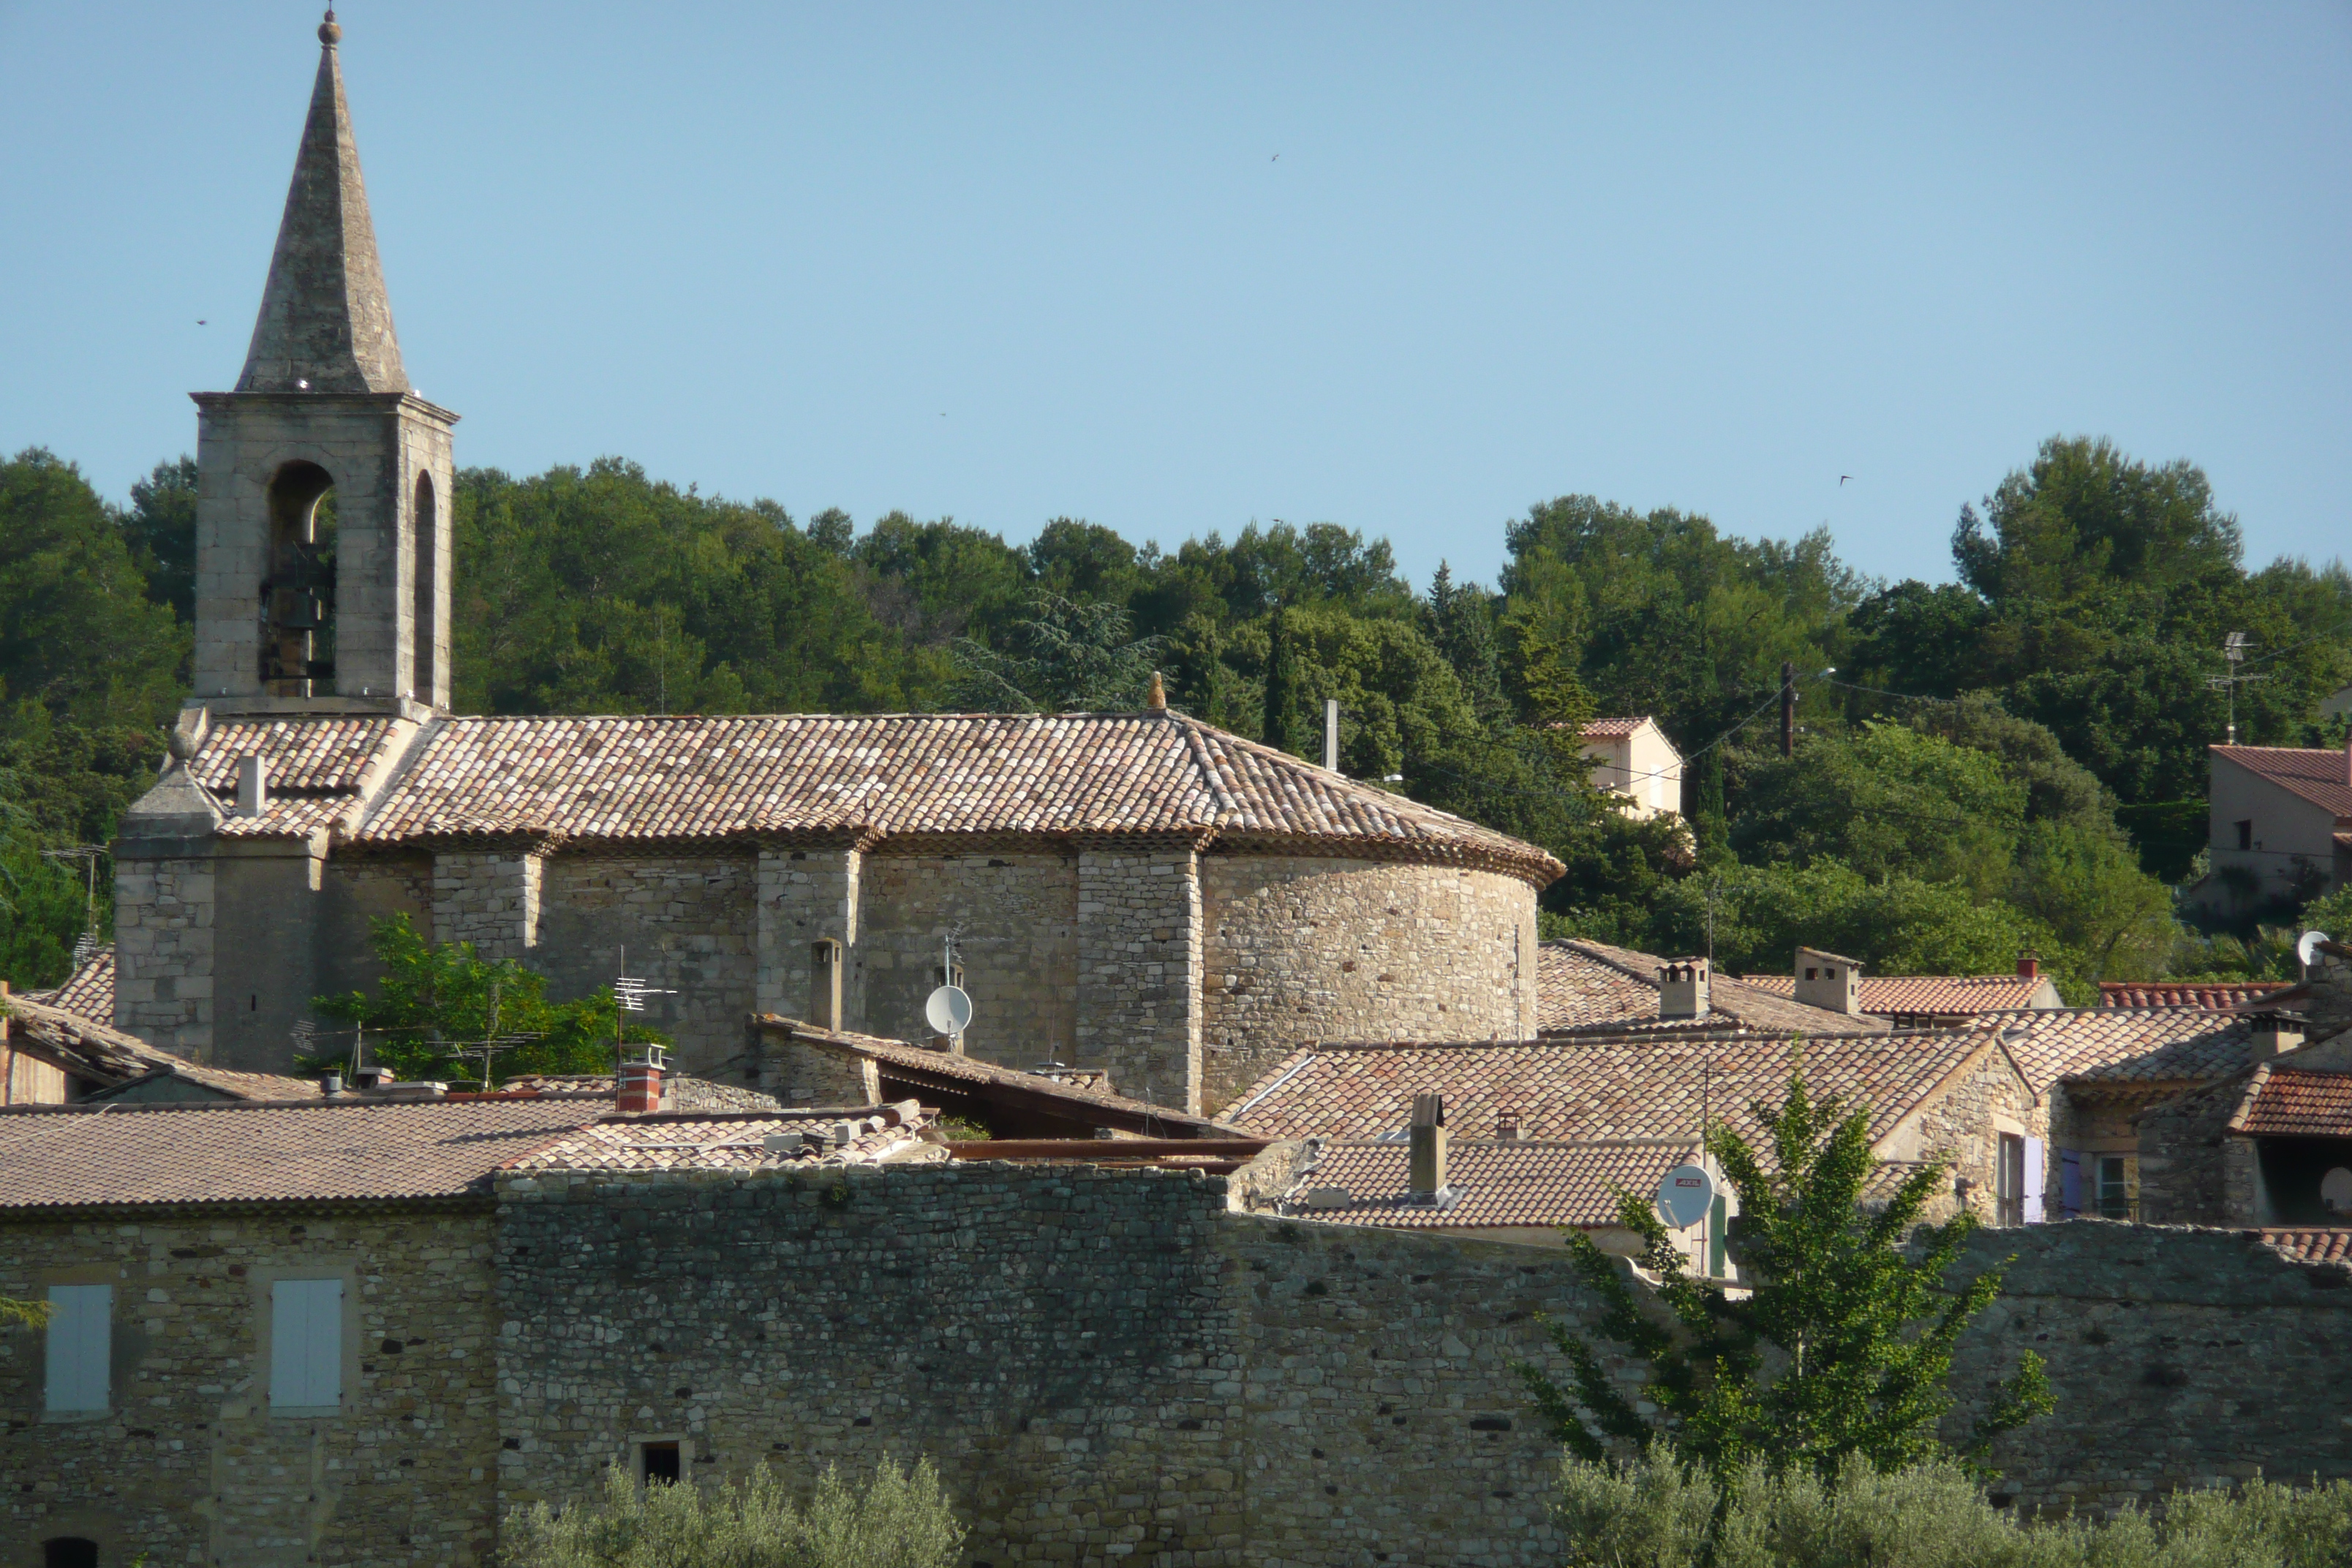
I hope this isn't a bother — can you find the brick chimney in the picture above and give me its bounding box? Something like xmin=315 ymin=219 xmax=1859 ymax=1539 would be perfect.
xmin=617 ymin=1044 xmax=667 ymax=1114
xmin=1793 ymin=947 xmax=1861 ymax=1015
xmin=1408 ymin=1092 xmax=1448 ymax=1196
xmin=1659 ymin=957 xmax=1711 ymax=1019
xmin=2016 ymin=952 xmax=2040 ymax=980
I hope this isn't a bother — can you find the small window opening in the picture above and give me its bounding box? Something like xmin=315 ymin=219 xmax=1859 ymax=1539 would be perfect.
xmin=641 ymin=1440 xmax=682 ymax=1485
xmin=250 ymin=995 xmax=258 ymax=1012
xmin=2236 ymin=819 xmax=2254 ymax=851
xmin=45 ymin=1539 xmax=99 ymax=1568
xmin=412 ymin=471 xmax=438 ymax=703
xmin=2096 ymin=1156 xmax=2130 ymax=1220
xmin=261 ymin=461 xmax=337 ymax=696
xmin=1996 ymin=1134 xmax=2026 ymax=1228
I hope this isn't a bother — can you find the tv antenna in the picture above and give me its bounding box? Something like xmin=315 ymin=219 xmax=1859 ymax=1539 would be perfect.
xmin=37 ymin=845 xmax=107 ymax=966
xmin=614 ymin=944 xmax=676 ymax=1071
xmin=467 ymin=979 xmax=543 ymax=1091
xmin=2206 ymin=632 xmax=2272 ymax=745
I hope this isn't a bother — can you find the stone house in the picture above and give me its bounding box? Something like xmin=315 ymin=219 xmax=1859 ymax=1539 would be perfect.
xmin=108 ymin=19 xmax=1563 ymax=1120
xmin=1578 ymin=717 xmax=1683 ymax=818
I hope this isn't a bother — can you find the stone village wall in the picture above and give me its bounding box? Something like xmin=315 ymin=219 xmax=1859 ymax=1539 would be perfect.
xmin=7 ymin=1173 xmax=2352 ymax=1565
xmin=0 ymin=1203 xmax=500 ymax=1568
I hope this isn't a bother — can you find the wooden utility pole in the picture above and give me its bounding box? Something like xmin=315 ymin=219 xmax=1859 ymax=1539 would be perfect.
xmin=1779 ymin=660 xmax=1797 ymax=758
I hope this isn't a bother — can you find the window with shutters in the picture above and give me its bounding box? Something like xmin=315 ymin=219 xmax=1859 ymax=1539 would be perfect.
xmin=270 ymin=1277 xmax=344 ymax=1411
xmin=43 ymin=1285 xmax=110 ymax=1414
xmin=1995 ymin=1134 xmax=2026 ymax=1227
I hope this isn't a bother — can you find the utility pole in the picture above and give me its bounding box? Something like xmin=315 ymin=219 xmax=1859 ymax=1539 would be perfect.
xmin=1779 ymin=660 xmax=1796 ymax=758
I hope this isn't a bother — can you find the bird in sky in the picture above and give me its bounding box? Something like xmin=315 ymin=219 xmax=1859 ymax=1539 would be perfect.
xmin=196 ymin=319 xmax=207 ymax=325
xmin=1271 ymin=153 xmax=1280 ymax=162
xmin=1839 ymin=475 xmax=1851 ymax=486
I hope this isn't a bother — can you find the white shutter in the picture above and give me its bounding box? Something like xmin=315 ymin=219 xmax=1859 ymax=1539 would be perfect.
xmin=271 ymin=1278 xmax=343 ymax=1409
xmin=44 ymin=1284 xmax=110 ymax=1412
xmin=2022 ymin=1137 xmax=2046 ymax=1224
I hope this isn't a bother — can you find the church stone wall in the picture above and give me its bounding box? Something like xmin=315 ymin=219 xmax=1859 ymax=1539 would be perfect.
xmin=0 ymin=1205 xmax=502 ymax=1568
xmin=1200 ymin=858 xmax=1538 ymax=1114
xmin=110 ymin=855 xmax=216 ymax=1058
xmin=853 ymin=853 xmax=1080 ymax=1067
xmin=534 ymin=855 xmax=760 ymax=1078
xmin=1075 ymin=846 xmax=1202 ymax=1111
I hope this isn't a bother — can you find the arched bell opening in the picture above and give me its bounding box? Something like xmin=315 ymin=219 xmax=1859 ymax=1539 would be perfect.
xmin=260 ymin=460 xmax=336 ymax=696
xmin=412 ymin=470 xmax=437 ymax=704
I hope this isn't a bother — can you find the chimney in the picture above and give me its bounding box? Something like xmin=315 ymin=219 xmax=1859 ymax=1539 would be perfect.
xmin=1793 ymin=946 xmax=1861 ymax=1015
xmin=811 ymin=938 xmax=843 ymax=1030
xmin=1408 ymin=1092 xmax=1448 ymax=1196
xmin=1145 ymin=671 xmax=1166 ymax=711
xmin=2016 ymin=952 xmax=2040 ymax=980
xmin=618 ymin=1044 xmax=667 ymax=1114
xmin=1324 ymin=698 xmax=1341 ymax=772
xmin=1496 ymin=1108 xmax=1520 ymax=1141
xmin=235 ymin=754 xmax=269 ymax=818
xmin=2250 ymin=1016 xmax=2304 ymax=1060
xmin=1659 ymin=957 xmax=1711 ymax=1019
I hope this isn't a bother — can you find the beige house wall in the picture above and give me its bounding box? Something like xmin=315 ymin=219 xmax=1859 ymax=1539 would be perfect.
xmin=2206 ymin=755 xmax=2346 ymax=903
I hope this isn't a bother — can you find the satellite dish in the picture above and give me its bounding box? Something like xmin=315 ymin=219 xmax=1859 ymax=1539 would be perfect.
xmin=2323 ymin=1167 xmax=2352 ymax=1215
xmin=1655 ymin=1163 xmax=1715 ymax=1229
xmin=924 ymin=984 xmax=973 ymax=1036
xmin=2299 ymin=930 xmax=2333 ymax=971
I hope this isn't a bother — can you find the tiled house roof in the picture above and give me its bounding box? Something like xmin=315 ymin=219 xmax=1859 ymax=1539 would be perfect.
xmin=2002 ymin=1009 xmax=2255 ymax=1094
xmin=1739 ymin=973 xmax=2048 ymax=1017
xmin=0 ymin=990 xmax=319 ymax=1101
xmin=510 ymin=1105 xmax=934 ymax=1172
xmin=2212 ymin=745 xmax=2352 ymax=818
xmin=1220 ymin=1029 xmax=1993 ymax=1150
xmin=1580 ymin=718 xmax=1649 ymax=740
xmin=2229 ymin=1068 xmax=2352 ymax=1137
xmin=1538 ymin=940 xmax=1889 ymax=1036
xmin=0 ymin=1097 xmax=600 ymax=1207
xmin=180 ymin=712 xmax=1562 ymax=882
xmin=17 ymin=946 xmax=115 ymax=1022
xmin=2097 ymin=982 xmax=2292 ymax=1010
xmin=2264 ymin=1229 xmax=2352 ymax=1266
xmin=1295 ymin=1137 xmax=1698 ymax=1231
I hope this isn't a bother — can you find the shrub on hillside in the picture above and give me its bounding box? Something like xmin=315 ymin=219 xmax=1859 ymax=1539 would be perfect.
xmin=502 ymin=1455 xmax=964 ymax=1568
xmin=1556 ymin=1450 xmax=2352 ymax=1568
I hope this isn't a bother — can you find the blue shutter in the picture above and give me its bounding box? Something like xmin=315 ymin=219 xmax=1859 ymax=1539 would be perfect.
xmin=44 ymin=1285 xmax=110 ymax=1412
xmin=271 ymin=1278 xmax=343 ymax=1408
xmin=2059 ymin=1150 xmax=2081 ymax=1218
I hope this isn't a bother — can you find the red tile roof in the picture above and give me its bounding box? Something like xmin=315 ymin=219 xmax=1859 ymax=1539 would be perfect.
xmin=0 ymin=990 xmax=320 ymax=1101
xmin=2212 ymin=745 xmax=2352 ymax=818
xmin=2230 ymin=1068 xmax=2352 ymax=1137
xmin=2001 ymin=1009 xmax=2254 ymax=1094
xmin=1739 ymin=973 xmax=2048 ymax=1016
xmin=1221 ymin=1028 xmax=1994 ymax=1150
xmin=0 ymin=1097 xmax=601 ymax=1208
xmin=16 ymin=946 xmax=113 ymax=1023
xmin=2263 ymin=1229 xmax=2352 ymax=1266
xmin=1579 ymin=717 xmax=1651 ymax=741
xmin=2097 ymin=982 xmax=2292 ymax=1010
xmin=1294 ymin=1137 xmax=1698 ymax=1231
xmin=1539 ymin=940 xmax=1889 ymax=1036
xmin=511 ymin=1107 xmax=932 ymax=1172
xmin=183 ymin=712 xmax=1561 ymax=882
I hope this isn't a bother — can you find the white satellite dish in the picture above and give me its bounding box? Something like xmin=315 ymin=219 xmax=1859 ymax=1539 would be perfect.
xmin=1655 ymin=1163 xmax=1715 ymax=1229
xmin=924 ymin=984 xmax=973 ymax=1036
xmin=2299 ymin=930 xmax=2333 ymax=971
xmin=2322 ymin=1167 xmax=2352 ymax=1215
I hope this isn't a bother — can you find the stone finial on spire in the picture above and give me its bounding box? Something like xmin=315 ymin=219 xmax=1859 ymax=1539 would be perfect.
xmin=235 ymin=10 xmax=408 ymax=394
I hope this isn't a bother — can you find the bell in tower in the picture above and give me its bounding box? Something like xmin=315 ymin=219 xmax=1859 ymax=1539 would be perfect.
xmin=190 ymin=9 xmax=455 ymax=716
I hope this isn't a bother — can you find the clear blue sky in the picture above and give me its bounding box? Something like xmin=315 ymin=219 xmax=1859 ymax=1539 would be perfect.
xmin=4 ymin=3 xmax=2346 ymax=592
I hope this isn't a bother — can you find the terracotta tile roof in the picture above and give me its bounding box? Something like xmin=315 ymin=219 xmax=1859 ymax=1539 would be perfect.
xmin=755 ymin=1016 xmax=1240 ymax=1137
xmin=511 ymin=1106 xmax=932 ymax=1172
xmin=17 ymin=946 xmax=113 ymax=1022
xmin=176 ymin=712 xmax=1559 ymax=881
xmin=2263 ymin=1229 xmax=2352 ymax=1266
xmin=2212 ymin=745 xmax=2352 ymax=818
xmin=1739 ymin=973 xmax=2048 ymax=1016
xmin=2097 ymin=982 xmax=2292 ymax=1010
xmin=0 ymin=991 xmax=320 ymax=1101
xmin=1293 ymin=1137 xmax=1698 ymax=1231
xmin=0 ymin=1096 xmax=600 ymax=1208
xmin=189 ymin=717 xmax=399 ymax=794
xmin=213 ymin=795 xmax=360 ymax=838
xmin=1220 ymin=1029 xmax=1992 ymax=1150
xmin=2230 ymin=1068 xmax=2352 ymax=1137
xmin=1580 ymin=717 xmax=1650 ymax=740
xmin=505 ymin=1074 xmax=785 ymax=1115
xmin=2008 ymin=1009 xmax=2255 ymax=1093
xmin=1539 ymin=940 xmax=1890 ymax=1036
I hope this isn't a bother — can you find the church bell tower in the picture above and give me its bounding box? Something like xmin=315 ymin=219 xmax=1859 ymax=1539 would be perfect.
xmin=191 ymin=9 xmax=454 ymax=716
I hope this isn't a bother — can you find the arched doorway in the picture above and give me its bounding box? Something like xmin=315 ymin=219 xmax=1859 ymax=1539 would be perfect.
xmin=43 ymin=1539 xmax=99 ymax=1568
xmin=262 ymin=460 xmax=336 ymax=696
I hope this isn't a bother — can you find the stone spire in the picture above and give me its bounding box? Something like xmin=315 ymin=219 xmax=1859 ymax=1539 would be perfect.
xmin=236 ymin=10 xmax=409 ymax=395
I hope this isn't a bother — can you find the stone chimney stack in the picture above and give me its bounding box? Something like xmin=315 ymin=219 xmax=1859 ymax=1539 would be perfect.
xmin=1793 ymin=947 xmax=1861 ymax=1015
xmin=1408 ymin=1093 xmax=1448 ymax=1196
xmin=1659 ymin=957 xmax=1711 ymax=1019
xmin=235 ymin=755 xmax=269 ymax=819
xmin=617 ymin=1044 xmax=666 ymax=1114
